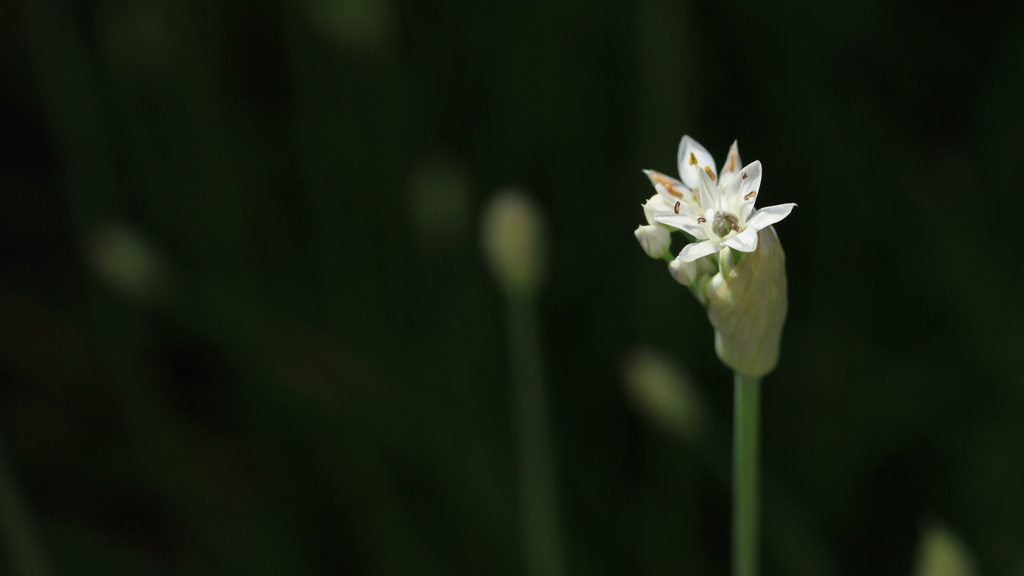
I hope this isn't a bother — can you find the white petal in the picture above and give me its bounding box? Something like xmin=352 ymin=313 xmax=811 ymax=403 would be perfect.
xmin=722 ymin=168 xmax=744 ymax=204
xmin=677 ymin=135 xmax=717 ymax=189
xmin=678 ymin=239 xmax=723 ymax=262
xmin=736 ymin=160 xmax=763 ymax=219
xmin=654 ymin=212 xmax=709 ymax=239
xmin=737 ymin=161 xmax=762 ymax=197
xmin=746 ymin=203 xmax=796 ymax=231
xmin=642 ymin=194 xmax=672 ymax=225
xmin=718 ymin=140 xmax=742 ymax=188
xmin=643 ymin=169 xmax=690 ymax=206
xmin=724 ymin=140 xmax=742 ymax=173
xmin=722 ymin=227 xmax=759 ymax=252
xmin=653 ymin=204 xmax=700 ymax=221
xmin=696 ymin=166 xmax=721 ymax=212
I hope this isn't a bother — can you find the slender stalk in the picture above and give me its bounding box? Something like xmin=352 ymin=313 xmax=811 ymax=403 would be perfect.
xmin=0 ymin=432 xmax=52 ymax=576
xmin=733 ymin=373 xmax=762 ymax=576
xmin=507 ymin=295 xmax=564 ymax=576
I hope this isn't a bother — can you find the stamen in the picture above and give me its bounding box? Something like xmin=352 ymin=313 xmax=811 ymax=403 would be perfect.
xmin=727 ymin=151 xmax=736 ymax=173
xmin=697 ymin=217 xmax=706 ymax=224
xmin=741 ymin=172 xmax=747 ymax=179
xmin=673 ymin=201 xmax=681 ymax=214
xmin=689 ymin=153 xmax=698 ymax=166
xmin=744 ymin=191 xmax=756 ymax=200
xmin=651 ymin=174 xmax=684 ymax=198
xmin=704 ymin=166 xmax=717 ymax=182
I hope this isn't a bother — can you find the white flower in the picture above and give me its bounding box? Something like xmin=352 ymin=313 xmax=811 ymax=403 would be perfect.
xmin=642 ymin=135 xmax=735 ymax=213
xmin=636 ymin=135 xmax=730 ymax=259
xmin=642 ymin=170 xmax=696 ymax=214
xmin=654 ymin=157 xmax=796 ymax=262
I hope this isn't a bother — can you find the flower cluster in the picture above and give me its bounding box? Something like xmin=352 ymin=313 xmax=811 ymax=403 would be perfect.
xmin=634 ymin=136 xmax=795 ymax=291
xmin=634 ymin=135 xmax=795 ymax=377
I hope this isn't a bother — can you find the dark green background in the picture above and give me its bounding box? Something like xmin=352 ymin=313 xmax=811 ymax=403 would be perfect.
xmin=2 ymin=0 xmax=1023 ymax=574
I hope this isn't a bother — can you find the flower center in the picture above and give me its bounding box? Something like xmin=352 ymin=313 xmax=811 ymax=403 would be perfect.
xmin=712 ymin=211 xmax=741 ymax=237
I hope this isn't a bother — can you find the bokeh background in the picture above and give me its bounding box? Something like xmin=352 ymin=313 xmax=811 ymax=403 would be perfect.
xmin=2 ymin=0 xmax=1024 ymax=574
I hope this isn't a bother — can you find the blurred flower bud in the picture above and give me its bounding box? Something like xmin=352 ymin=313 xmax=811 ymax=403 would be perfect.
xmin=913 ymin=522 xmax=977 ymax=576
xmin=668 ymin=253 xmax=715 ymax=287
xmin=706 ymin=226 xmax=787 ymax=377
xmin=306 ymin=0 xmax=391 ymax=52
xmin=409 ymin=157 xmax=469 ymax=244
xmin=88 ymin=223 xmax=166 ymax=303
xmin=635 ymin=224 xmax=671 ymax=259
xmin=623 ymin=347 xmax=705 ymax=442
xmin=481 ymin=189 xmax=546 ymax=298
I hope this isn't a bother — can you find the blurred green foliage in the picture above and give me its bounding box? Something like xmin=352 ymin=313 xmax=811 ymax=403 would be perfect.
xmin=2 ymin=0 xmax=1023 ymax=574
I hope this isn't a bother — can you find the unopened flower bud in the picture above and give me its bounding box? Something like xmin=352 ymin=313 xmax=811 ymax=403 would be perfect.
xmin=481 ymin=189 xmax=547 ymax=298
xmin=89 ymin=223 xmax=167 ymax=302
xmin=913 ymin=522 xmax=977 ymax=576
xmin=668 ymin=254 xmax=715 ymax=286
xmin=706 ymin=226 xmax=788 ymax=377
xmin=409 ymin=158 xmax=469 ymax=243
xmin=635 ymin=224 xmax=671 ymax=259
xmin=623 ymin=347 xmax=706 ymax=442
xmin=718 ymin=246 xmax=740 ymax=276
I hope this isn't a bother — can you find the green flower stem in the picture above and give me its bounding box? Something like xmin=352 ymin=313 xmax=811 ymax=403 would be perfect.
xmin=0 ymin=432 xmax=51 ymax=576
xmin=733 ymin=372 xmax=762 ymax=576
xmin=507 ymin=295 xmax=564 ymax=576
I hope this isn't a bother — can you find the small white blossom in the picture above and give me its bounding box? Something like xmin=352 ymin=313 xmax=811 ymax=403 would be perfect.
xmin=635 ymin=136 xmax=721 ymax=258
xmin=642 ymin=170 xmax=697 ymax=214
xmin=655 ymin=158 xmax=795 ymax=262
xmin=641 ymin=135 xmax=730 ymax=213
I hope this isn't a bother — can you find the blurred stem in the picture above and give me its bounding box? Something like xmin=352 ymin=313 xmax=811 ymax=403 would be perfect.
xmin=733 ymin=373 xmax=761 ymax=576
xmin=507 ymin=295 xmax=564 ymax=576
xmin=0 ymin=432 xmax=52 ymax=576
